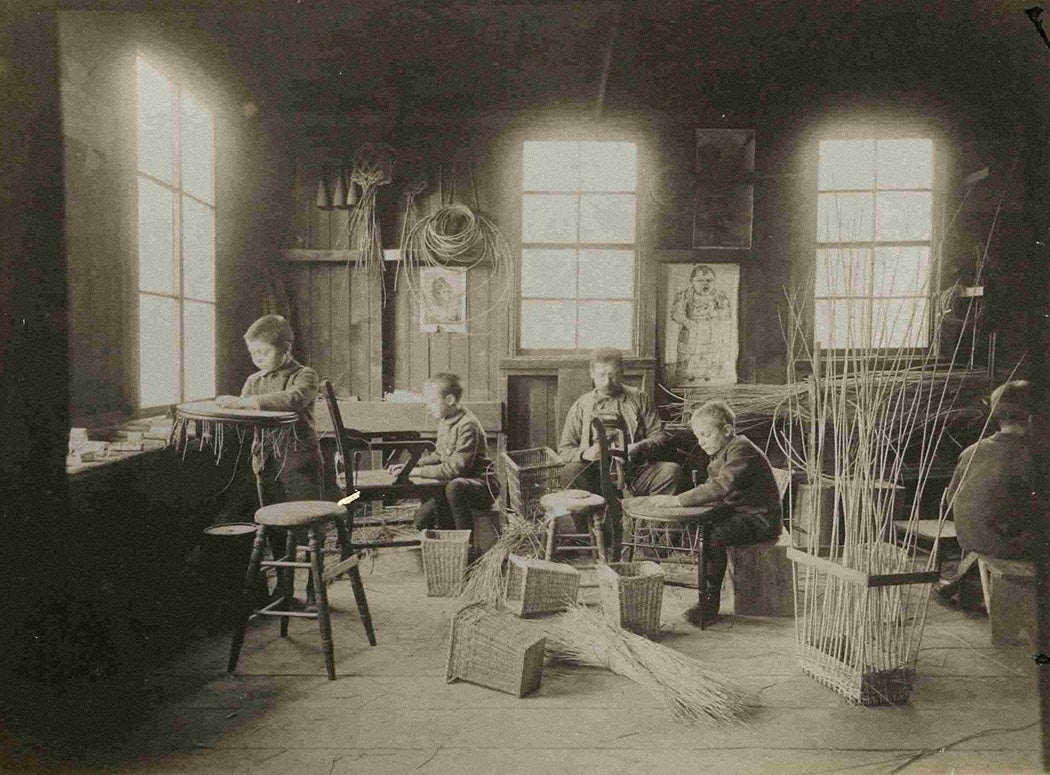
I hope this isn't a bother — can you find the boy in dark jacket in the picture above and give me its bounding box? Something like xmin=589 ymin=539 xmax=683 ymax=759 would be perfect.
xmin=648 ymin=399 xmax=782 ymax=626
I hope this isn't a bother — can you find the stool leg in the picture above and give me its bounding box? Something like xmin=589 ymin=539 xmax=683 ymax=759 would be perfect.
xmin=697 ymin=522 xmax=709 ymax=631
xmin=348 ymin=564 xmax=377 ymax=646
xmin=545 ymin=519 xmax=557 ymax=561
xmin=228 ymin=525 xmax=267 ymax=674
xmin=279 ymin=529 xmax=296 ymax=637
xmin=309 ymin=527 xmax=336 ymax=680
xmin=621 ymin=512 xmax=634 ymax=562
xmin=592 ymin=509 xmax=607 ymax=563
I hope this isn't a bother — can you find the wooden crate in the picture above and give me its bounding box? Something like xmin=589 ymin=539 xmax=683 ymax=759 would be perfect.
xmin=727 ymin=533 xmax=794 ymax=617
xmin=978 ymin=556 xmax=1037 ymax=647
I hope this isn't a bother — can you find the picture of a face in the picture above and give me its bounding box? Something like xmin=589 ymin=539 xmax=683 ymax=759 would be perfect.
xmin=691 ymin=266 xmax=716 ymax=293
xmin=419 ymin=267 xmax=466 ymax=331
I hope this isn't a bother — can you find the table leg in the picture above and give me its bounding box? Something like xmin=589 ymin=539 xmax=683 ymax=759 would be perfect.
xmin=697 ymin=521 xmax=710 ymax=631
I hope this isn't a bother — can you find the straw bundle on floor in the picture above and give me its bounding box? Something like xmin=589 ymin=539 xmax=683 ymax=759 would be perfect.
xmin=457 ymin=510 xmax=547 ymax=606
xmin=543 ymin=605 xmax=755 ymax=726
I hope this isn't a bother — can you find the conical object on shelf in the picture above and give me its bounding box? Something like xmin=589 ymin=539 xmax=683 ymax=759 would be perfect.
xmin=315 ymin=167 xmax=331 ymax=209
xmin=345 ymin=177 xmax=360 ymax=206
xmin=331 ymin=167 xmax=348 ymax=208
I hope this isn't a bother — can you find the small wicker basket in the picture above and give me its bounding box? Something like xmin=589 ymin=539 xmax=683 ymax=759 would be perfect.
xmin=505 ymin=554 xmax=580 ymax=617
xmin=446 ymin=604 xmax=546 ymax=697
xmin=597 ymin=561 xmax=665 ymax=638
xmin=420 ymin=529 xmax=472 ymax=597
xmin=502 ymin=447 xmax=564 ymax=521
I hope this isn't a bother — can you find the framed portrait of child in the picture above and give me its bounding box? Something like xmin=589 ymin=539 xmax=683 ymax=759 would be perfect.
xmin=419 ymin=266 xmax=467 ymax=333
xmin=660 ymin=262 xmax=740 ymax=386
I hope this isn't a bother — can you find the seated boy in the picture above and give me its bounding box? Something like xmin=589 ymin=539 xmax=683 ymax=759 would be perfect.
xmin=648 ymin=400 xmax=782 ymax=626
xmin=398 ymin=373 xmax=497 ymax=546
xmin=215 ymin=314 xmax=323 ymax=559
xmin=940 ymin=381 xmax=1038 ymax=601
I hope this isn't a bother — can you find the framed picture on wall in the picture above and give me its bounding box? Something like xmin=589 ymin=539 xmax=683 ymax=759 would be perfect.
xmin=693 ymin=128 xmax=755 ymax=249
xmin=660 ymin=262 xmax=740 ymax=386
xmin=419 ymin=266 xmax=467 ymax=333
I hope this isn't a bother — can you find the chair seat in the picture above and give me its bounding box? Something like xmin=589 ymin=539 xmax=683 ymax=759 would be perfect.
xmin=622 ymin=496 xmax=717 ymax=522
xmin=541 ymin=489 xmax=605 ymax=513
xmin=255 ymin=500 xmax=347 ymax=527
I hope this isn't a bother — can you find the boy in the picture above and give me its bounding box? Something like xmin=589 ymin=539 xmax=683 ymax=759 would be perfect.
xmin=215 ymin=315 xmax=322 ymax=556
xmin=648 ymin=400 xmax=782 ymax=626
xmin=399 ymin=373 xmax=497 ymax=539
xmin=945 ymin=380 xmax=1038 ymax=562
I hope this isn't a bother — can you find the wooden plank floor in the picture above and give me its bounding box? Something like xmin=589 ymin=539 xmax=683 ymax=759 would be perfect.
xmin=61 ymin=552 xmax=1042 ymax=774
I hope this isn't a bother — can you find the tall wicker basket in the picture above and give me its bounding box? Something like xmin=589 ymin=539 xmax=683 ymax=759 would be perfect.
xmin=446 ymin=604 xmax=546 ymax=697
xmin=502 ymin=447 xmax=564 ymax=521
xmin=505 ymin=554 xmax=580 ymax=617
xmin=420 ymin=529 xmax=472 ymax=597
xmin=598 ymin=561 xmax=665 ymax=638
xmin=788 ymin=543 xmax=939 ymax=706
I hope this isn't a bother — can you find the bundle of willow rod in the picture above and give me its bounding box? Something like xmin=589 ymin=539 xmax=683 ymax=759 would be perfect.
xmin=337 ymin=143 xmax=396 ymax=285
xmin=399 ymin=202 xmax=513 ymax=326
xmin=777 ymin=171 xmax=1010 ymax=703
xmin=457 ymin=509 xmax=547 ymax=606
xmin=542 ymin=604 xmax=754 ymax=726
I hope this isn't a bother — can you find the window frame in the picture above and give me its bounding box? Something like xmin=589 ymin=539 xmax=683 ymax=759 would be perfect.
xmin=812 ymin=135 xmax=936 ymax=355
xmin=134 ymin=54 xmax=216 ymax=412
xmin=516 ymin=139 xmax=640 ymax=356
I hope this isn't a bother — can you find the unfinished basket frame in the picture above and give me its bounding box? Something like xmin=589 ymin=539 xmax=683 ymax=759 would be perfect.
xmin=598 ymin=561 xmax=665 ymax=638
xmin=503 ymin=447 xmax=564 ymax=522
xmin=446 ymin=604 xmax=546 ymax=697
xmin=421 ymin=529 xmax=472 ymax=597
xmin=505 ymin=553 xmax=580 ymax=617
xmin=789 ymin=543 xmax=939 ymax=706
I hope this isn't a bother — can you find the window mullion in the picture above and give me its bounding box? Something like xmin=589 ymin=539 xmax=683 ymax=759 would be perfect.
xmin=173 ymin=84 xmax=185 ymax=402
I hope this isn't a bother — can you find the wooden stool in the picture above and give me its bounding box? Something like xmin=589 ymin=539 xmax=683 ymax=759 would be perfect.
xmin=540 ymin=490 xmax=606 ymax=563
xmin=227 ymin=500 xmax=376 ymax=681
xmin=977 ymin=556 xmax=1037 ymax=647
xmin=726 ymin=532 xmax=794 ymax=616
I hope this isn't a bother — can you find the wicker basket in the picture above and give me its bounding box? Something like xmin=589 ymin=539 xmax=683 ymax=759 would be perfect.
xmin=505 ymin=554 xmax=580 ymax=617
xmin=598 ymin=561 xmax=665 ymax=638
xmin=446 ymin=604 xmax=546 ymax=697
xmin=420 ymin=529 xmax=472 ymax=597
xmin=503 ymin=447 xmax=564 ymax=521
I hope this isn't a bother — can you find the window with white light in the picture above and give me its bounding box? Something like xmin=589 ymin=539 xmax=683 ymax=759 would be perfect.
xmin=136 ymin=57 xmax=215 ymax=408
xmin=519 ymin=141 xmax=637 ymax=352
xmin=814 ymin=138 xmax=933 ymax=350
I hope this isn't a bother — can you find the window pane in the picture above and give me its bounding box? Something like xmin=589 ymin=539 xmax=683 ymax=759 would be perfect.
xmin=523 ymin=141 xmax=579 ymax=191
xmin=137 ymin=58 xmax=175 ymax=184
xmin=872 ymin=246 xmax=930 ymax=297
xmin=818 ymin=140 xmax=874 ymax=191
xmin=578 ymin=249 xmax=633 ymax=299
xmin=578 ymin=301 xmax=632 ymax=350
xmin=138 ymin=178 xmax=175 ymax=294
xmin=579 ymin=194 xmax=635 ymax=243
xmin=817 ymin=192 xmax=873 ymax=242
xmin=182 ymin=196 xmax=214 ymax=301
xmin=876 ymin=191 xmax=931 ymax=241
xmin=814 ymin=298 xmax=868 ymax=350
xmin=872 ymin=297 xmax=928 ymax=349
xmin=877 ymin=139 xmax=932 ymax=190
xmin=521 ymin=249 xmax=576 ymax=298
xmin=520 ymin=300 xmax=576 ymax=349
xmin=181 ymin=90 xmax=213 ymax=204
xmin=139 ymin=294 xmax=178 ymax=407
xmin=815 ymin=248 xmax=870 ymax=297
xmin=183 ymin=301 xmax=215 ymax=401
xmin=522 ymin=194 xmax=577 ymax=242
xmin=579 ymin=142 xmax=637 ymax=192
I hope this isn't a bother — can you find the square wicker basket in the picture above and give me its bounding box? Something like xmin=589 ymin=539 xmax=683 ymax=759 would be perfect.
xmin=502 ymin=447 xmax=564 ymax=521
xmin=446 ymin=604 xmax=546 ymax=697
xmin=597 ymin=561 xmax=665 ymax=638
xmin=420 ymin=529 xmax=472 ymax=597
xmin=505 ymin=554 xmax=580 ymax=617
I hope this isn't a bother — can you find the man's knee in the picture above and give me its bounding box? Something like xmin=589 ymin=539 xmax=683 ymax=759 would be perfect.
xmin=633 ymin=461 xmax=682 ymax=495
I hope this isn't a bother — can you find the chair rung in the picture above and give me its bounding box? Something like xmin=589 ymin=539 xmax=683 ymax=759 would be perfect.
xmin=253 ymin=609 xmax=318 ymax=619
xmin=324 ymin=554 xmax=361 ymax=583
xmin=262 ymin=560 xmax=311 ymax=569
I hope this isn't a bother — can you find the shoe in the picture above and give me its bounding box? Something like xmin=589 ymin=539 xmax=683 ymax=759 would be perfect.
xmin=683 ymin=597 xmax=720 ymax=627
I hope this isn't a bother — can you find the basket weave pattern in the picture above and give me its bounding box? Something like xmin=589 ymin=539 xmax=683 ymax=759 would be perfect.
xmin=503 ymin=447 xmax=564 ymax=521
xmin=505 ymin=554 xmax=580 ymax=617
xmin=446 ymin=604 xmax=546 ymax=697
xmin=598 ymin=562 xmax=665 ymax=638
xmin=421 ymin=529 xmax=472 ymax=597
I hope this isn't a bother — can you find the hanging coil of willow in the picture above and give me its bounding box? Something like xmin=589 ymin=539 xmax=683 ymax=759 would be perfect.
xmin=336 ymin=142 xmax=397 ymax=288
xmin=399 ymin=201 xmax=513 ymax=327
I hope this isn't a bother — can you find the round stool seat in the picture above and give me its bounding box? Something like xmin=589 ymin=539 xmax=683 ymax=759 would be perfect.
xmin=540 ymin=489 xmax=605 ymax=513
xmin=622 ymin=496 xmax=715 ymax=523
xmin=254 ymin=500 xmax=346 ymax=527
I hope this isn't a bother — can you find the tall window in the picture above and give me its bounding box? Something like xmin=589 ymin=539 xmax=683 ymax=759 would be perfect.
xmin=815 ymin=138 xmax=933 ymax=350
xmin=136 ymin=57 xmax=215 ymax=408
xmin=519 ymin=141 xmax=637 ymax=352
